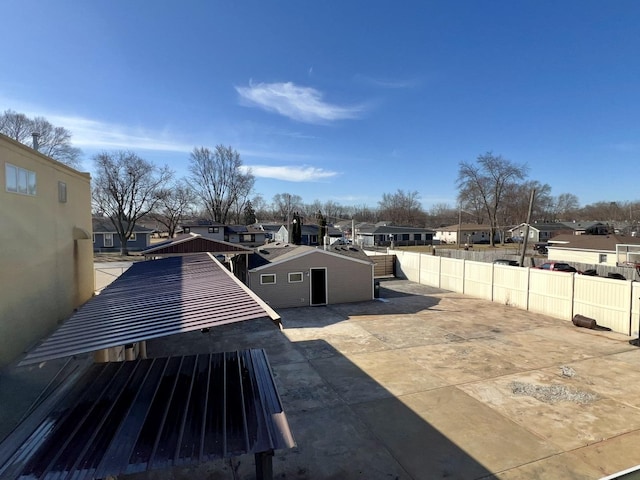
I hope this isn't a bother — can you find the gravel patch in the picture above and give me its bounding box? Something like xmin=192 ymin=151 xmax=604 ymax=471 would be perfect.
xmin=509 ymin=381 xmax=599 ymax=404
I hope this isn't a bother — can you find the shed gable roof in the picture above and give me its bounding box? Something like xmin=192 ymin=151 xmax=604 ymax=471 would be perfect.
xmin=249 ymin=245 xmax=373 ymax=272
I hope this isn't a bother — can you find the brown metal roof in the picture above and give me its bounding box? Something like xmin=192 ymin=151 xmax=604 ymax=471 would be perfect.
xmin=143 ymin=234 xmax=253 ymax=257
xmin=0 ymin=350 xmax=295 ymax=479
xmin=20 ymin=253 xmax=279 ymax=366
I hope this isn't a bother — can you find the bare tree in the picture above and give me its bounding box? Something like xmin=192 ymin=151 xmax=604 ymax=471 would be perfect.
xmin=272 ymin=193 xmax=303 ymax=221
xmin=31 ymin=117 xmax=82 ymax=169
xmin=378 ymin=189 xmax=426 ymax=226
xmin=457 ymin=152 xmax=528 ymax=246
xmin=0 ymin=109 xmax=82 ymax=168
xmin=92 ymin=151 xmax=173 ymax=255
xmin=188 ymin=145 xmax=254 ymax=224
xmin=428 ymin=203 xmax=459 ymax=227
xmin=0 ymin=110 xmax=32 ymax=142
xmin=228 ymin=172 xmax=255 ymax=224
xmin=553 ymin=193 xmax=580 ymax=221
xmin=150 ymin=180 xmax=196 ymax=237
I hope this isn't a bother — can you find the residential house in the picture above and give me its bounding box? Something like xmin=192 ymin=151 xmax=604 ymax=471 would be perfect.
xmin=547 ymin=234 xmax=640 ymax=266
xmin=92 ymin=216 xmax=154 ymax=252
xmin=509 ymin=222 xmax=574 ymax=243
xmin=179 ymin=219 xmax=225 ymax=240
xmin=433 ymin=223 xmax=499 ymax=245
xmin=179 ymin=220 xmax=269 ymax=247
xmin=254 ymin=223 xmax=283 ymax=241
xmin=233 ymin=243 xmax=374 ymax=308
xmin=275 ymin=224 xmax=343 ymax=245
xmin=224 ymin=225 xmax=269 ymax=247
xmin=0 ymin=133 xmax=93 ymax=367
xmin=355 ymin=224 xmax=434 ymax=247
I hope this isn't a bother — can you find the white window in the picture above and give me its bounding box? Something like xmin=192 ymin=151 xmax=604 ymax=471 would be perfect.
xmin=104 ymin=233 xmax=114 ymax=247
xmin=208 ymin=226 xmax=218 ymax=233
xmin=5 ymin=163 xmax=36 ymax=196
xmin=288 ymin=272 xmax=303 ymax=283
xmin=58 ymin=181 xmax=67 ymax=203
xmin=128 ymin=233 xmax=137 ymax=242
xmin=599 ymin=254 xmax=607 ymax=263
xmin=260 ymin=274 xmax=276 ymax=285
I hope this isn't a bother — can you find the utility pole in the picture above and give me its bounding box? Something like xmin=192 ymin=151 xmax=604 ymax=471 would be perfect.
xmin=286 ymin=194 xmax=291 ymax=244
xmin=519 ymin=189 xmax=536 ymax=268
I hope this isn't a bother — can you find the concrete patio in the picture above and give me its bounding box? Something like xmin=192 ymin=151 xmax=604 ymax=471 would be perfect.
xmin=125 ymin=279 xmax=640 ymax=479
xmin=3 ymin=278 xmax=640 ymax=479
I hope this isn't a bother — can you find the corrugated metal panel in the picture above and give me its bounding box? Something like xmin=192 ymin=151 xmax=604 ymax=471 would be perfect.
xmin=0 ymin=350 xmax=295 ymax=480
xmin=573 ymin=275 xmax=633 ymax=334
xmin=20 ymin=254 xmax=280 ymax=366
xmin=463 ymin=261 xmax=493 ymax=301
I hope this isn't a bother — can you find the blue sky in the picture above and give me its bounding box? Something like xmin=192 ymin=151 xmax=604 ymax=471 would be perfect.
xmin=2 ymin=1 xmax=639 ymax=210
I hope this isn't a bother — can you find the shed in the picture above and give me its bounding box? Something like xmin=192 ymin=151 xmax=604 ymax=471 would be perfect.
xmin=235 ymin=244 xmax=374 ymax=308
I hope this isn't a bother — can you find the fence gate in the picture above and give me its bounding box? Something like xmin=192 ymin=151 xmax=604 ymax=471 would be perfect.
xmin=372 ymin=255 xmax=396 ymax=278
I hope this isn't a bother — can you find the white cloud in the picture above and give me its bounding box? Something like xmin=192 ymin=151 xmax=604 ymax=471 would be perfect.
xmin=241 ymin=164 xmax=339 ymax=182
xmin=235 ymin=81 xmax=364 ymax=124
xmin=46 ymin=114 xmax=193 ymax=152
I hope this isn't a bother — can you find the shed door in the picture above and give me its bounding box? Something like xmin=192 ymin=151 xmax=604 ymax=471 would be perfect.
xmin=310 ymin=268 xmax=327 ymax=306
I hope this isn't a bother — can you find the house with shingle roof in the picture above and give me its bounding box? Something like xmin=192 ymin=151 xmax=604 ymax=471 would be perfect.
xmin=547 ymin=233 xmax=640 ymax=266
xmin=509 ymin=222 xmax=574 ymax=243
xmin=433 ymin=224 xmax=497 ymax=245
xmin=92 ymin=216 xmax=154 ymax=252
xmin=355 ymin=224 xmax=434 ymax=247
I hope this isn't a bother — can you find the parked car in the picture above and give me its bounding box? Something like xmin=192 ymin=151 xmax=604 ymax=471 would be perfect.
xmin=534 ymin=262 xmax=580 ymax=273
xmin=493 ymin=259 xmax=519 ymax=266
xmin=533 ymin=242 xmax=549 ymax=254
xmin=607 ymin=272 xmax=627 ymax=280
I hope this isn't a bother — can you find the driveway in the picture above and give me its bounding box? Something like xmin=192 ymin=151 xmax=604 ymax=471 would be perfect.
xmin=125 ymin=279 xmax=640 ymax=479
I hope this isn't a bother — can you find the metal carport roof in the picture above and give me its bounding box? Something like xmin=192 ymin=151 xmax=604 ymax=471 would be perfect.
xmin=0 ymin=349 xmax=295 ymax=480
xmin=20 ymin=253 xmax=280 ymax=366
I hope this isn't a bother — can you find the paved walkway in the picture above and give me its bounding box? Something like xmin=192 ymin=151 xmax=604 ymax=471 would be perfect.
xmin=125 ymin=279 xmax=640 ymax=479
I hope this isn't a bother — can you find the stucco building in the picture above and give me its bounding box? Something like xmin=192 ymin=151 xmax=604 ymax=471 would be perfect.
xmin=0 ymin=133 xmax=94 ymax=367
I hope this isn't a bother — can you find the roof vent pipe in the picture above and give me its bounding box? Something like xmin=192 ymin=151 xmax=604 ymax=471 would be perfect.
xmin=32 ymin=132 xmax=40 ymax=151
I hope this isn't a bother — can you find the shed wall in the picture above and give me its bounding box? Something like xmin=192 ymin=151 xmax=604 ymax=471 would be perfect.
xmin=249 ymin=251 xmax=373 ymax=308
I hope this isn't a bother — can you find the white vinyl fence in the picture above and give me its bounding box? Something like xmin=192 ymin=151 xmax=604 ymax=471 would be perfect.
xmin=393 ymin=250 xmax=640 ymax=336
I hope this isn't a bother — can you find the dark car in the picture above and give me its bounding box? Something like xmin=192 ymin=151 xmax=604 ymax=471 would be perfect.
xmin=534 ymin=242 xmax=549 ymax=254
xmin=535 ymin=262 xmax=579 ymax=273
xmin=493 ymin=259 xmax=519 ymax=266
